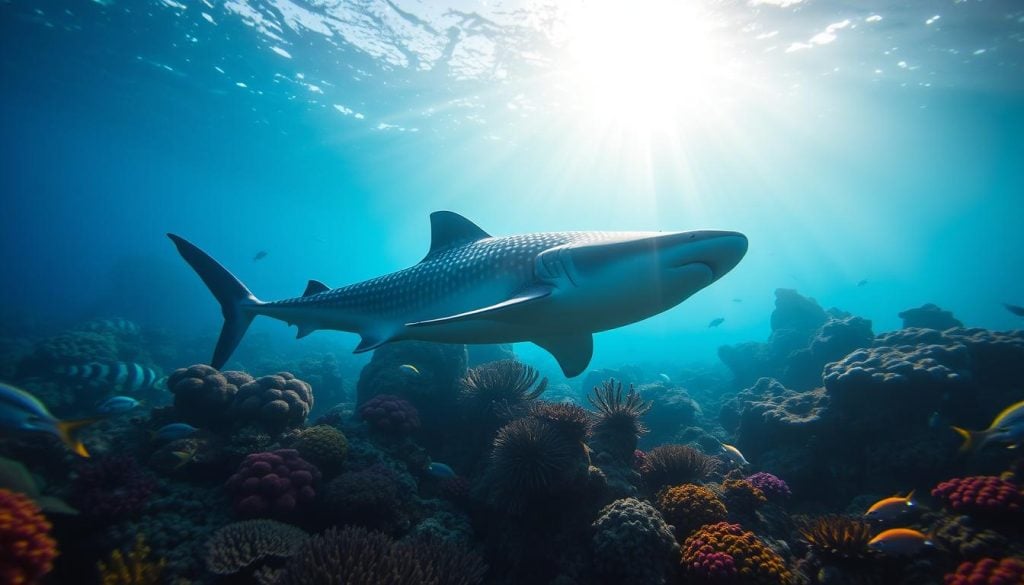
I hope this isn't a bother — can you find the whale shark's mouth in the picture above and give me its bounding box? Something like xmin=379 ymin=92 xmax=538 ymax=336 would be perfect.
xmin=669 ymin=261 xmax=714 ymax=282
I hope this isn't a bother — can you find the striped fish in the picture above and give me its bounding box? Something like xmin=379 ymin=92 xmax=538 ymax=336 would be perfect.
xmin=81 ymin=318 xmax=140 ymax=335
xmin=57 ymin=362 xmax=165 ymax=393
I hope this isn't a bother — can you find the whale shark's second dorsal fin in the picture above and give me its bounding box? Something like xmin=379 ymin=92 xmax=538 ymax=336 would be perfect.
xmin=424 ymin=211 xmax=491 ymax=260
xmin=303 ymin=280 xmax=329 ymax=297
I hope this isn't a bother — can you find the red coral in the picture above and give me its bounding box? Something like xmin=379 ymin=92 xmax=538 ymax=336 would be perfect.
xmin=932 ymin=476 xmax=1024 ymax=517
xmin=687 ymin=549 xmax=738 ymax=580
xmin=0 ymin=488 xmax=58 ymax=584
xmin=226 ymin=449 xmax=321 ymax=519
xmin=359 ymin=394 xmax=421 ymax=435
xmin=944 ymin=557 xmax=1024 ymax=585
xmin=71 ymin=455 xmax=157 ymax=520
xmin=681 ymin=522 xmax=792 ymax=585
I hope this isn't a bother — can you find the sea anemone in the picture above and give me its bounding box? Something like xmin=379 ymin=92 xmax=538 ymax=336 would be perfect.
xmin=656 ymin=484 xmax=728 ymax=538
xmin=641 ymin=444 xmax=719 ymax=494
xmin=0 ymin=488 xmax=57 ymax=585
xmin=460 ymin=359 xmax=547 ymax=417
xmin=529 ymin=401 xmax=591 ymax=443
xmin=484 ymin=417 xmax=585 ymax=511
xmin=588 ymin=379 xmax=652 ymax=451
xmin=798 ymin=515 xmax=873 ymax=562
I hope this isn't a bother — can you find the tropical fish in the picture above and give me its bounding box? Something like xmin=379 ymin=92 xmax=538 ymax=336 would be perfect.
xmin=399 ymin=364 xmax=420 ymax=375
xmin=253 ymin=250 xmax=268 ymax=261
xmin=81 ymin=318 xmax=140 ymax=335
xmin=708 ymin=317 xmax=725 ymax=328
xmin=951 ymin=400 xmax=1024 ymax=452
xmin=154 ymin=423 xmax=198 ymax=442
xmin=56 ymin=362 xmax=165 ymax=394
xmin=1004 ymin=303 xmax=1024 ymax=317
xmin=857 ymin=279 xmax=868 ymax=287
xmin=732 ymin=298 xmax=742 ymax=303
xmin=0 ymin=382 xmax=98 ymax=457
xmin=169 ymin=212 xmax=747 ymax=377
xmin=864 ymin=491 xmax=917 ymax=522
xmin=867 ymin=528 xmax=934 ymax=555
xmin=426 ymin=462 xmax=456 ymax=479
xmin=96 ymin=396 xmax=141 ymax=415
xmin=169 ymin=443 xmax=199 ymax=469
xmin=721 ymin=443 xmax=749 ymax=467
xmin=657 ymin=373 xmax=671 ymax=383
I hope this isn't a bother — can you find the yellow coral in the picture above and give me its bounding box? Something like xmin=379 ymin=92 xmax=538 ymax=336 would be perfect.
xmin=97 ymin=534 xmax=166 ymax=585
xmin=656 ymin=483 xmax=728 ymax=538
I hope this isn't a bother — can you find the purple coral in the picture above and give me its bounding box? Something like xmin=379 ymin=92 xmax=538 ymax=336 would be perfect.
xmin=745 ymin=472 xmax=791 ymax=502
xmin=359 ymin=394 xmax=421 ymax=435
xmin=687 ymin=550 xmax=738 ymax=580
xmin=71 ymin=455 xmax=158 ymax=520
xmin=226 ymin=449 xmax=321 ymax=519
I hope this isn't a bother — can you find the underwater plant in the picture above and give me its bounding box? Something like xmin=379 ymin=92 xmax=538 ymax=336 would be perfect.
xmin=460 ymin=359 xmax=548 ymax=416
xmin=484 ymin=417 xmax=586 ymax=510
xmin=0 ymin=488 xmax=57 ymax=585
xmin=96 ymin=534 xmax=165 ymax=585
xmin=204 ymin=519 xmax=308 ymax=577
xmin=529 ymin=401 xmax=592 ymax=443
xmin=640 ymin=444 xmax=718 ymax=494
xmin=587 ymin=379 xmax=652 ymax=460
xmin=656 ymin=483 xmax=728 ymax=539
xmin=591 ymin=497 xmax=678 ymax=585
xmin=797 ymin=514 xmax=874 ymax=562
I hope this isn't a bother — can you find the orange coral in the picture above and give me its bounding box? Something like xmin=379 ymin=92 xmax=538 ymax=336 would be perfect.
xmin=657 ymin=484 xmax=728 ymax=538
xmin=0 ymin=488 xmax=58 ymax=585
xmin=681 ymin=522 xmax=792 ymax=585
xmin=721 ymin=479 xmax=767 ymax=516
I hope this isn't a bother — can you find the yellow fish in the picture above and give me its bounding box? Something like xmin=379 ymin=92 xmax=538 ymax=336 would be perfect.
xmin=864 ymin=491 xmax=916 ymax=522
xmin=951 ymin=399 xmax=1024 ymax=453
xmin=0 ymin=382 xmax=99 ymax=457
xmin=721 ymin=443 xmax=749 ymax=467
xmin=867 ymin=528 xmax=933 ymax=556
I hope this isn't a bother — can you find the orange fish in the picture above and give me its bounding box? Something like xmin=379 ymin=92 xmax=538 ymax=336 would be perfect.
xmin=867 ymin=528 xmax=933 ymax=556
xmin=864 ymin=491 xmax=917 ymax=522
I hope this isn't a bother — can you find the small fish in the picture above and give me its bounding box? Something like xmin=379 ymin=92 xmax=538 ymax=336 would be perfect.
xmin=952 ymin=400 xmax=1024 ymax=452
xmin=864 ymin=491 xmax=917 ymax=522
xmin=708 ymin=317 xmax=725 ymax=328
xmin=867 ymin=528 xmax=934 ymax=555
xmin=1004 ymin=303 xmax=1024 ymax=317
xmin=56 ymin=362 xmax=164 ymax=394
xmin=253 ymin=250 xmax=268 ymax=261
xmin=0 ymin=382 xmax=98 ymax=457
xmin=732 ymin=298 xmax=743 ymax=303
xmin=399 ymin=364 xmax=420 ymax=375
xmin=426 ymin=462 xmax=456 ymax=479
xmin=154 ymin=423 xmax=198 ymax=442
xmin=721 ymin=443 xmax=749 ymax=467
xmin=657 ymin=373 xmax=671 ymax=383
xmin=82 ymin=318 xmax=140 ymax=335
xmin=857 ymin=279 xmax=869 ymax=287
xmin=169 ymin=444 xmax=199 ymax=469
xmin=96 ymin=396 xmax=140 ymax=415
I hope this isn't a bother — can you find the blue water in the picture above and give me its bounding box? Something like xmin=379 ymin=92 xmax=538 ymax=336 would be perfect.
xmin=2 ymin=0 xmax=1023 ymax=378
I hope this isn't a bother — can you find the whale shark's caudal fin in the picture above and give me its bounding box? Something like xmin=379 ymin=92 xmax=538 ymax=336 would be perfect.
xmin=168 ymin=234 xmax=262 ymax=369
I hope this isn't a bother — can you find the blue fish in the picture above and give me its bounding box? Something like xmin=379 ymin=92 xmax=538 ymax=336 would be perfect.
xmin=426 ymin=462 xmax=456 ymax=479
xmin=708 ymin=317 xmax=725 ymax=328
xmin=154 ymin=423 xmax=198 ymax=442
xmin=0 ymin=382 xmax=99 ymax=457
xmin=57 ymin=362 xmax=165 ymax=393
xmin=96 ymin=396 xmax=140 ymax=415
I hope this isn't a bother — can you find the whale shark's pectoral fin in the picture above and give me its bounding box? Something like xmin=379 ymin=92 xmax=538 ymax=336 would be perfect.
xmin=406 ymin=285 xmax=553 ymax=327
xmin=354 ymin=332 xmax=391 ymax=353
xmin=295 ymin=324 xmax=317 ymax=339
xmin=533 ymin=333 xmax=593 ymax=378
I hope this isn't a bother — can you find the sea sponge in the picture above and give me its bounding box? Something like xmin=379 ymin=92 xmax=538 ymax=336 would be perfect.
xmin=591 ymin=497 xmax=678 ymax=585
xmin=720 ymin=479 xmax=768 ymax=516
xmin=358 ymin=394 xmax=421 ymax=435
xmin=640 ymin=444 xmax=718 ymax=494
xmin=657 ymin=484 xmax=728 ymax=538
xmin=291 ymin=425 xmax=348 ymax=471
xmin=0 ymin=488 xmax=57 ymax=585
xmin=944 ymin=557 xmax=1024 ymax=585
xmin=96 ymin=534 xmax=165 ymax=585
xmin=205 ymin=519 xmax=308 ymax=576
xmin=681 ymin=522 xmax=793 ymax=585
xmin=229 ymin=373 xmax=314 ymax=432
xmin=745 ymin=472 xmax=791 ymax=502
xmin=70 ymin=455 xmax=158 ymax=521
xmin=932 ymin=476 xmax=1024 ymax=519
xmin=168 ymin=364 xmax=251 ymax=427
xmin=225 ymin=449 xmax=321 ymax=519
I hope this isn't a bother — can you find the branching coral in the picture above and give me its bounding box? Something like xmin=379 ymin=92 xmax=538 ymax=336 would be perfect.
xmin=798 ymin=515 xmax=873 ymax=562
xmin=932 ymin=476 xmax=1024 ymax=519
xmin=205 ymin=519 xmax=308 ymax=576
xmin=591 ymin=498 xmax=678 ymax=585
xmin=460 ymin=359 xmax=547 ymax=416
xmin=657 ymin=484 xmax=728 ymax=538
xmin=944 ymin=557 xmax=1024 ymax=585
xmin=681 ymin=522 xmax=793 ymax=585
xmin=96 ymin=534 xmax=165 ymax=585
xmin=0 ymin=488 xmax=57 ymax=585
xmin=641 ymin=444 xmax=718 ymax=494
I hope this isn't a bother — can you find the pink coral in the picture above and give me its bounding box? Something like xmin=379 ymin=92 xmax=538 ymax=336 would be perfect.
xmin=687 ymin=550 xmax=738 ymax=580
xmin=746 ymin=472 xmax=792 ymax=502
xmin=944 ymin=557 xmax=1024 ymax=585
xmin=0 ymin=488 xmax=58 ymax=585
xmin=358 ymin=394 xmax=421 ymax=435
xmin=226 ymin=449 xmax=321 ymax=519
xmin=931 ymin=476 xmax=1024 ymax=517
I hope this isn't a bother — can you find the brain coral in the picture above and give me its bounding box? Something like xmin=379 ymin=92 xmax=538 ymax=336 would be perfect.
xmin=0 ymin=488 xmax=57 ymax=585
xmin=681 ymin=522 xmax=793 ymax=585
xmin=359 ymin=394 xmax=421 ymax=435
xmin=944 ymin=557 xmax=1024 ymax=585
xmin=932 ymin=476 xmax=1024 ymax=519
xmin=228 ymin=373 xmax=314 ymax=432
xmin=225 ymin=449 xmax=321 ymax=519
xmin=168 ymin=364 xmax=252 ymax=427
xmin=291 ymin=425 xmax=348 ymax=471
xmin=591 ymin=497 xmax=678 ymax=585
xmin=205 ymin=519 xmax=308 ymax=576
xmin=657 ymin=484 xmax=728 ymax=538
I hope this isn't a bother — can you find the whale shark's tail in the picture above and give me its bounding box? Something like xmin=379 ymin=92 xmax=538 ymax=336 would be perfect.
xmin=168 ymin=234 xmax=262 ymax=369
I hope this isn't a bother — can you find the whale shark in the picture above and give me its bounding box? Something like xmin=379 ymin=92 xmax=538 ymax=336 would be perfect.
xmin=169 ymin=211 xmax=747 ymax=377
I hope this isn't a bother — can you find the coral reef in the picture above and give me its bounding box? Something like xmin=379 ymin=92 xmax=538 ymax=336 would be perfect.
xmin=899 ymin=303 xmax=963 ymax=330
xmin=640 ymin=444 xmax=718 ymax=494
xmin=225 ymin=449 xmax=321 ymax=519
xmin=681 ymin=522 xmax=793 ymax=585
xmin=359 ymin=394 xmax=422 ymax=435
xmin=719 ymin=378 xmax=829 ymax=459
xmin=932 ymin=476 xmax=1024 ymax=519
xmin=943 ymin=557 xmax=1024 ymax=585
xmin=96 ymin=534 xmax=165 ymax=585
xmin=590 ymin=497 xmax=678 ymax=585
xmin=324 ymin=466 xmax=405 ymax=531
xmin=656 ymin=483 xmax=728 ymax=538
xmin=720 ymin=478 xmax=767 ymax=516
xmin=746 ymin=472 xmax=792 ymax=502
xmin=0 ymin=488 xmax=57 ymax=585
xmin=205 ymin=519 xmax=308 ymax=576
xmin=640 ymin=382 xmax=702 ymax=447
xmin=228 ymin=373 xmax=314 ymax=432
xmin=167 ymin=364 xmax=251 ymax=427
xmin=588 ymin=379 xmax=652 ymax=462
xmin=70 ymin=455 xmax=158 ymax=521
xmin=932 ymin=514 xmax=1013 ymax=560
xmin=355 ymin=340 xmax=468 ymax=413
xmin=290 ymin=424 xmax=348 ymax=472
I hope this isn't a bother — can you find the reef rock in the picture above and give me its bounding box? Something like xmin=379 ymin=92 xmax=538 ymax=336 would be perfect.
xmin=898 ymin=303 xmax=963 ymax=330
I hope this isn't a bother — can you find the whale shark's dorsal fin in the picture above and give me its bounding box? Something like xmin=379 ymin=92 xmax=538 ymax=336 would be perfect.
xmin=424 ymin=211 xmax=491 ymax=260
xmin=303 ymin=280 xmax=329 ymax=297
